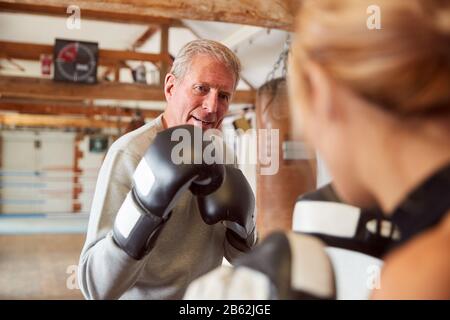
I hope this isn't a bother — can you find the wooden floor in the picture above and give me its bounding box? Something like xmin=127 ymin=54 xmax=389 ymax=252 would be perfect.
xmin=0 ymin=234 xmax=86 ymax=299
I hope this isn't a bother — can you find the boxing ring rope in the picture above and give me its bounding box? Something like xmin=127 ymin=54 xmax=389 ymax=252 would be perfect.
xmin=0 ymin=168 xmax=99 ymax=216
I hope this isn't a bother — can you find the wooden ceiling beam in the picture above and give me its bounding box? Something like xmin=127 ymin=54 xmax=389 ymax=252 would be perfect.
xmin=132 ymin=26 xmax=160 ymax=50
xmin=0 ymin=41 xmax=172 ymax=65
xmin=0 ymin=75 xmax=165 ymax=101
xmin=159 ymin=25 xmax=169 ymax=86
xmin=0 ymin=2 xmax=184 ymax=27
xmin=0 ymin=76 xmax=256 ymax=104
xmin=0 ymin=113 xmax=121 ymax=129
xmin=0 ymin=100 xmax=162 ymax=119
xmin=0 ymin=0 xmax=297 ymax=31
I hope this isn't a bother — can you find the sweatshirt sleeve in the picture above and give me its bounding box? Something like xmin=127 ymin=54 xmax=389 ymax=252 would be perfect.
xmin=78 ymin=147 xmax=148 ymax=300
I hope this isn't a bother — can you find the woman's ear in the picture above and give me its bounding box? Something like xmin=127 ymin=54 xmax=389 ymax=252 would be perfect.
xmin=305 ymin=61 xmax=337 ymax=122
xmin=164 ymin=73 xmax=176 ymax=101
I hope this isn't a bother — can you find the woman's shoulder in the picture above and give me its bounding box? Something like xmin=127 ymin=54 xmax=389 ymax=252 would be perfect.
xmin=371 ymin=211 xmax=450 ymax=299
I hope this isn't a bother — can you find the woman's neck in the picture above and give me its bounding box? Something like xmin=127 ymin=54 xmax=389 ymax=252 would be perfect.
xmin=356 ymin=110 xmax=450 ymax=214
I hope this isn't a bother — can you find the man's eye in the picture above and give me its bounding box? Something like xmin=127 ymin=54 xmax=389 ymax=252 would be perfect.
xmin=194 ymin=85 xmax=208 ymax=94
xmin=219 ymin=93 xmax=230 ymax=102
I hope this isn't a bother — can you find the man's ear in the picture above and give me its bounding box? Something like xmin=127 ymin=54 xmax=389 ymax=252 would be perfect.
xmin=306 ymin=61 xmax=338 ymax=122
xmin=164 ymin=73 xmax=176 ymax=101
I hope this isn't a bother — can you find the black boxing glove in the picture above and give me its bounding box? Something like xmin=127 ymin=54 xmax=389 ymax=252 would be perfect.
xmin=197 ymin=165 xmax=256 ymax=252
xmin=113 ymin=125 xmax=225 ymax=260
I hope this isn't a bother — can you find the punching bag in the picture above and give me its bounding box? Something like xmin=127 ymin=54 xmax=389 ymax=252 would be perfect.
xmin=256 ymin=78 xmax=316 ymax=239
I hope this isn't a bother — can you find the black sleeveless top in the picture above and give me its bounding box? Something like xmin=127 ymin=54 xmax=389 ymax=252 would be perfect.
xmin=295 ymin=164 xmax=450 ymax=257
xmin=390 ymin=162 xmax=450 ymax=247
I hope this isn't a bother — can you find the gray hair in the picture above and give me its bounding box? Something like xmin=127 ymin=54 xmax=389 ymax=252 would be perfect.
xmin=169 ymin=39 xmax=241 ymax=89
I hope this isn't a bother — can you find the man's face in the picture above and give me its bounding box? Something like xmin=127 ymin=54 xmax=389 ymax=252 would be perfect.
xmin=163 ymin=54 xmax=235 ymax=130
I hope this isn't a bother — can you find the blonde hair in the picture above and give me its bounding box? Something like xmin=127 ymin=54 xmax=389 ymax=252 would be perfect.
xmin=292 ymin=0 xmax=450 ymax=115
xmin=170 ymin=39 xmax=241 ymax=89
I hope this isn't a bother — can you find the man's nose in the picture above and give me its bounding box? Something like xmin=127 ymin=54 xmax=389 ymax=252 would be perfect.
xmin=203 ymin=91 xmax=219 ymax=113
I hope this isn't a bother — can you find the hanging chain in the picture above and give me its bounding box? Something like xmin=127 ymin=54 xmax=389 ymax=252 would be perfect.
xmin=265 ymin=33 xmax=291 ymax=83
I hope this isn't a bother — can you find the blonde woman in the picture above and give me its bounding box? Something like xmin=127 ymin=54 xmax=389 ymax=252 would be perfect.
xmin=184 ymin=0 xmax=449 ymax=300
xmin=289 ymin=0 xmax=450 ymax=299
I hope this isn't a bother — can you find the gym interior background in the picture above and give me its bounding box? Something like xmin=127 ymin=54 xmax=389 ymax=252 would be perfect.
xmin=0 ymin=1 xmax=327 ymax=299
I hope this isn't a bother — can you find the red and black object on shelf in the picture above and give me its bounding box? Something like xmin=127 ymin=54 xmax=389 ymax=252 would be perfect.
xmin=53 ymin=39 xmax=98 ymax=84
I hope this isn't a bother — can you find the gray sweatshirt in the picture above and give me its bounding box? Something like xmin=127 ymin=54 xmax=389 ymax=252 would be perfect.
xmin=78 ymin=115 xmax=245 ymax=300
